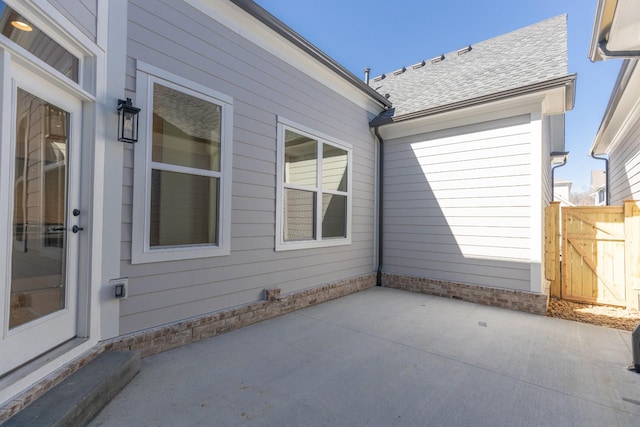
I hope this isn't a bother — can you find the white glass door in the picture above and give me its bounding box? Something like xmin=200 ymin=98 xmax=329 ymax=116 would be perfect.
xmin=0 ymin=63 xmax=82 ymax=375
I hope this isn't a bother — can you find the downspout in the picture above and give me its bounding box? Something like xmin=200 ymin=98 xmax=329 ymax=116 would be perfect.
xmin=591 ymin=151 xmax=610 ymax=205
xmin=550 ymin=155 xmax=568 ymax=202
xmin=374 ymin=126 xmax=384 ymax=286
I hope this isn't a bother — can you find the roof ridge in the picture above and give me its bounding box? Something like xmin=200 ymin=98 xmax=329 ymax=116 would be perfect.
xmin=371 ymin=14 xmax=567 ymax=80
xmin=369 ymin=14 xmax=570 ymax=124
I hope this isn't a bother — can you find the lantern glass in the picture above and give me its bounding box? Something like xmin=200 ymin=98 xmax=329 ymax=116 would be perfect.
xmin=117 ymin=98 xmax=140 ymax=143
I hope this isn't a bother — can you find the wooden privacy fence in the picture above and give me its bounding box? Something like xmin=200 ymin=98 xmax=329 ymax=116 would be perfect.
xmin=545 ymin=200 xmax=640 ymax=309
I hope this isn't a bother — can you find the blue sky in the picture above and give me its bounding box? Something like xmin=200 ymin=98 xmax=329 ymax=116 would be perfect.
xmin=254 ymin=0 xmax=622 ymax=193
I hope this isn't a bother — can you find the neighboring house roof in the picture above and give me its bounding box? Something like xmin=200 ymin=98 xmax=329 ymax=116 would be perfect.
xmin=554 ymin=180 xmax=573 ymax=190
xmin=553 ymin=180 xmax=573 ymax=206
xmin=370 ymin=15 xmax=575 ymax=126
xmin=555 ymin=193 xmax=576 ymax=207
xmin=589 ymin=0 xmax=640 ymax=61
xmin=590 ymin=170 xmax=606 ymax=190
xmin=228 ymin=0 xmax=392 ymax=109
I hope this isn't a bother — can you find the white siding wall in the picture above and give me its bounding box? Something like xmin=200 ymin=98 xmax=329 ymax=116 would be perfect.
xmin=609 ymin=118 xmax=640 ymax=204
xmin=118 ymin=0 xmax=378 ymax=333
xmin=46 ymin=0 xmax=97 ymax=42
xmin=383 ymin=115 xmax=533 ymax=291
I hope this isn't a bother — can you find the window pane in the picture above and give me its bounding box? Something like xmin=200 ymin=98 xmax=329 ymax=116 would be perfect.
xmin=284 ymin=189 xmax=315 ymax=241
xmin=322 ymin=194 xmax=346 ymax=238
xmin=0 ymin=2 xmax=79 ymax=82
xmin=150 ymin=170 xmax=218 ymax=247
xmin=322 ymin=144 xmax=347 ymax=192
xmin=152 ymin=83 xmax=221 ymax=171
xmin=285 ymin=130 xmax=316 ymax=186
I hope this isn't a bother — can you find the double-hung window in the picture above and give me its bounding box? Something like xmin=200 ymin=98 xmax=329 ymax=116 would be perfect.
xmin=132 ymin=63 xmax=232 ymax=263
xmin=276 ymin=119 xmax=352 ymax=250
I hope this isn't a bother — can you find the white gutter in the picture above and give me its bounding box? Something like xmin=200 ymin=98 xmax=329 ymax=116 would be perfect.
xmin=590 ymin=0 xmax=609 ymax=62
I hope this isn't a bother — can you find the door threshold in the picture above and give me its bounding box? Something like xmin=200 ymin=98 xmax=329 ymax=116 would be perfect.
xmin=0 ymin=337 xmax=88 ymax=390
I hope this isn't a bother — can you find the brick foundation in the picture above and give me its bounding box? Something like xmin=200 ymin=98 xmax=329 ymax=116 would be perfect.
xmin=0 ymin=273 xmax=375 ymax=423
xmin=382 ymin=273 xmax=548 ymax=315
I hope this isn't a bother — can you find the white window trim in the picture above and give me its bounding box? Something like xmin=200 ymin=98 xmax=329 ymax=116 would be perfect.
xmin=3 ymin=0 xmax=100 ymax=98
xmin=276 ymin=117 xmax=352 ymax=251
xmin=132 ymin=62 xmax=233 ymax=263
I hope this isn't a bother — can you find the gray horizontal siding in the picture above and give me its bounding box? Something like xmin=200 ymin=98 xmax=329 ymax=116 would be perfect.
xmin=47 ymin=0 xmax=97 ymax=42
xmin=609 ymin=118 xmax=640 ymax=204
xmin=382 ymin=115 xmax=532 ymax=291
xmin=119 ymin=0 xmax=378 ymax=334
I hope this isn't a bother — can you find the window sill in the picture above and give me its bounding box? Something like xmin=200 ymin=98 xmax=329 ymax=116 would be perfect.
xmin=131 ymin=245 xmax=230 ymax=264
xmin=275 ymin=238 xmax=351 ymax=252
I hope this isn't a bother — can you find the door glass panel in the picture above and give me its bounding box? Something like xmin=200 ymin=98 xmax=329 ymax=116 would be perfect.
xmin=10 ymin=89 xmax=68 ymax=329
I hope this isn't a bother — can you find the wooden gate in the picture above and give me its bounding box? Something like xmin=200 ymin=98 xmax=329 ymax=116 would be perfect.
xmin=563 ymin=206 xmax=625 ymax=305
xmin=545 ymin=200 xmax=640 ymax=308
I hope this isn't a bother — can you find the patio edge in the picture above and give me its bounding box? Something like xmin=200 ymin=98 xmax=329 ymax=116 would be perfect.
xmin=0 ymin=272 xmax=375 ymax=423
xmin=382 ymin=273 xmax=548 ymax=315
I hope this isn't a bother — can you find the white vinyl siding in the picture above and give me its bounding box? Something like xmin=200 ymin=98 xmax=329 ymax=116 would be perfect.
xmin=119 ymin=0 xmax=379 ymax=333
xmin=608 ymin=118 xmax=640 ymax=204
xmin=383 ymin=115 xmax=532 ymax=291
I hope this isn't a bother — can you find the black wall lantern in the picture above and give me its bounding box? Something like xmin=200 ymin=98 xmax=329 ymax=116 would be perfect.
xmin=117 ymin=98 xmax=140 ymax=143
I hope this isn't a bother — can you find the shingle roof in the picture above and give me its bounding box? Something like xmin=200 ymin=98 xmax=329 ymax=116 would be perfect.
xmin=370 ymin=15 xmax=569 ymax=125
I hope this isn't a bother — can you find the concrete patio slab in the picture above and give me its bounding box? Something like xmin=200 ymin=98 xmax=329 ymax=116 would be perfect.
xmin=90 ymin=287 xmax=640 ymax=426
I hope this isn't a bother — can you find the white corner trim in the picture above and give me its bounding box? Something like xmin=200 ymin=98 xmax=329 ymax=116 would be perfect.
xmin=184 ymin=0 xmax=382 ymax=114
xmin=529 ymin=111 xmax=544 ymax=293
xmin=97 ymin=0 xmax=129 ymax=340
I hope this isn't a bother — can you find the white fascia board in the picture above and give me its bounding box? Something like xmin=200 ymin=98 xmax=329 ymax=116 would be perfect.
xmin=590 ymin=59 xmax=640 ymax=155
xmin=589 ymin=0 xmax=610 ymax=62
xmin=376 ymin=93 xmax=546 ymax=141
xmin=185 ymin=0 xmax=385 ymax=115
xmin=541 ymin=85 xmax=572 ymax=115
xmin=607 ymin=0 xmax=640 ymax=52
xmin=376 ymin=84 xmax=570 ymax=141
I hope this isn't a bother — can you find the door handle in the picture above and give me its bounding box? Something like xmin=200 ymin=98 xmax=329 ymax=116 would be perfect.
xmin=46 ymin=225 xmax=84 ymax=233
